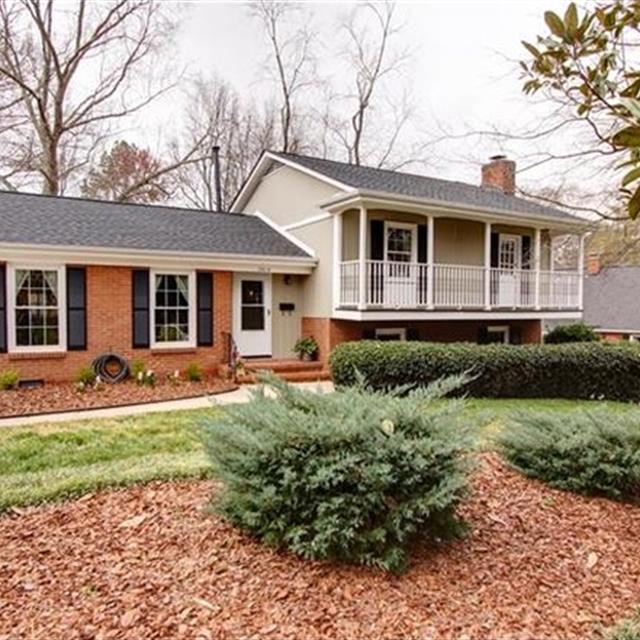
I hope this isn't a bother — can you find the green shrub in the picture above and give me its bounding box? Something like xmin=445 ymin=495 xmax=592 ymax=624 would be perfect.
xmin=498 ymin=410 xmax=640 ymax=499
xmin=130 ymin=358 xmax=146 ymax=379
xmin=75 ymin=366 xmax=97 ymax=386
xmin=545 ymin=322 xmax=598 ymax=343
xmin=185 ymin=362 xmax=204 ymax=382
xmin=0 ymin=369 xmax=19 ymax=391
xmin=600 ymin=610 xmax=640 ymax=640
xmin=329 ymin=341 xmax=640 ymax=401
xmin=200 ymin=374 xmax=471 ymax=573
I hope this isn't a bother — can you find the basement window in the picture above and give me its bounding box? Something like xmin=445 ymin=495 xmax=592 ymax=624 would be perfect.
xmin=375 ymin=327 xmax=407 ymax=342
xmin=486 ymin=325 xmax=510 ymax=344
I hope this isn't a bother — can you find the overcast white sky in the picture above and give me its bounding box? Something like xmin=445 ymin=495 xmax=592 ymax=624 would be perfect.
xmin=165 ymin=0 xmax=576 ymax=189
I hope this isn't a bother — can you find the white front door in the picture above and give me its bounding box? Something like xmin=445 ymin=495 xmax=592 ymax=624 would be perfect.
xmin=233 ymin=274 xmax=272 ymax=357
xmin=384 ymin=222 xmax=418 ymax=307
xmin=498 ymin=234 xmax=522 ymax=307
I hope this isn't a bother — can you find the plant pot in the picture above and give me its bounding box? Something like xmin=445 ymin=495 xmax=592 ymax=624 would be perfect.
xmin=302 ymin=352 xmax=315 ymax=362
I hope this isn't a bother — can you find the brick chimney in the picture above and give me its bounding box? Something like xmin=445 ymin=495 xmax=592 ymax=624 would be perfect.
xmin=586 ymin=253 xmax=602 ymax=275
xmin=481 ymin=155 xmax=516 ymax=195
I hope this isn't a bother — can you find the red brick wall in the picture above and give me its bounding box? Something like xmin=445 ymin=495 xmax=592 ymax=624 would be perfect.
xmin=302 ymin=316 xmax=542 ymax=363
xmin=0 ymin=265 xmax=232 ymax=382
xmin=600 ymin=332 xmax=626 ymax=342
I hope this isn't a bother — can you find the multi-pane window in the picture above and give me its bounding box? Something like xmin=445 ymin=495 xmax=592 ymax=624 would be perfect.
xmin=386 ymin=227 xmax=414 ymax=263
xmin=154 ymin=274 xmax=191 ymax=344
xmin=14 ymin=269 xmax=60 ymax=347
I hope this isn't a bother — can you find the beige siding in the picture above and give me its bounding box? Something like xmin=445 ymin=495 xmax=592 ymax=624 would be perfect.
xmin=242 ymin=164 xmax=344 ymax=318
xmin=271 ymin=274 xmax=304 ymax=358
xmin=340 ymin=210 xmax=539 ymax=267
xmin=243 ymin=165 xmax=341 ymax=227
xmin=433 ymin=218 xmax=484 ymax=265
xmin=294 ymin=217 xmax=334 ymax=316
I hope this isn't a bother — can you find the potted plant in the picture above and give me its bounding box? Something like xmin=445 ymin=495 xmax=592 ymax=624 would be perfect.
xmin=294 ymin=336 xmax=319 ymax=361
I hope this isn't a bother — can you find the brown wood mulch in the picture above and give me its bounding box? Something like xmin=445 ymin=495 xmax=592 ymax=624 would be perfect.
xmin=0 ymin=379 xmax=237 ymax=418
xmin=1 ymin=456 xmax=639 ymax=640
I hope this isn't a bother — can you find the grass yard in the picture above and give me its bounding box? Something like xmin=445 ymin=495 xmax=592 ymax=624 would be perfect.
xmin=2 ymin=395 xmax=640 ymax=639
xmin=1 ymin=397 xmax=639 ymax=512
xmin=0 ymin=408 xmax=216 ymax=512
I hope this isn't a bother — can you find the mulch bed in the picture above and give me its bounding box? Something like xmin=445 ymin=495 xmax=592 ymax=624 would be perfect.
xmin=1 ymin=456 xmax=639 ymax=640
xmin=0 ymin=378 xmax=237 ymax=418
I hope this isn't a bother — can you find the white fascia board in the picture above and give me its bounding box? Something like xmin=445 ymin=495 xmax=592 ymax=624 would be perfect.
xmin=320 ymin=190 xmax=591 ymax=232
xmin=283 ymin=212 xmax=332 ymax=231
xmin=332 ymin=309 xmax=584 ymax=322
xmin=593 ymin=328 xmax=640 ymax=334
xmin=0 ymin=242 xmax=316 ymax=274
xmin=230 ymin=151 xmax=353 ymax=213
xmin=252 ymin=211 xmax=317 ymax=258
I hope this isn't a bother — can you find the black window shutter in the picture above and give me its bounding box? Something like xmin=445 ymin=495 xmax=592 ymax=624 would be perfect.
xmin=521 ymin=235 xmax=532 ymax=269
xmin=417 ymin=224 xmax=428 ymax=263
xmin=510 ymin=327 xmax=522 ymax=345
xmin=132 ymin=269 xmax=150 ymax=348
xmin=0 ymin=264 xmax=6 ymax=353
xmin=370 ymin=220 xmax=385 ymax=260
xmin=478 ymin=326 xmax=489 ymax=345
xmin=362 ymin=328 xmax=375 ymax=340
xmin=490 ymin=232 xmax=500 ymax=268
xmin=197 ymin=272 xmax=214 ymax=346
xmin=67 ymin=267 xmax=87 ymax=351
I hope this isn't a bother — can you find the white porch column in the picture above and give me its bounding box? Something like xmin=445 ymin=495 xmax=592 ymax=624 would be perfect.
xmin=332 ymin=211 xmax=343 ymax=310
xmin=534 ymin=228 xmax=541 ymax=310
xmin=484 ymin=222 xmax=492 ymax=310
xmin=358 ymin=205 xmax=367 ymax=310
xmin=427 ymin=215 xmax=435 ymax=309
xmin=578 ymin=232 xmax=586 ymax=310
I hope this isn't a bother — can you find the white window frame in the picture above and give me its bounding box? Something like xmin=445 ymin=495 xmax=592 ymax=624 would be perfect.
xmin=384 ymin=221 xmax=418 ymax=264
xmin=7 ymin=264 xmax=67 ymax=353
xmin=375 ymin=327 xmax=407 ymax=341
xmin=487 ymin=325 xmax=510 ymax=344
xmin=149 ymin=269 xmax=196 ymax=349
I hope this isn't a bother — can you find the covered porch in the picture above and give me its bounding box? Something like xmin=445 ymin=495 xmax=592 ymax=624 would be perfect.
xmin=332 ymin=204 xmax=585 ymax=312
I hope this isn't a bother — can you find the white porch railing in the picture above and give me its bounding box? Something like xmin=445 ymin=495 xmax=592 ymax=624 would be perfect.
xmin=338 ymin=260 xmax=582 ymax=310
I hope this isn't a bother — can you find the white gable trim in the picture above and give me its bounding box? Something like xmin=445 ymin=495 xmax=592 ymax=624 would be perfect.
xmin=253 ymin=211 xmax=317 ymax=258
xmin=230 ymin=151 xmax=353 ymax=213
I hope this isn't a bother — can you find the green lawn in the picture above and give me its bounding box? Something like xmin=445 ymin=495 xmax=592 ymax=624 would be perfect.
xmin=1 ymin=397 xmax=639 ymax=513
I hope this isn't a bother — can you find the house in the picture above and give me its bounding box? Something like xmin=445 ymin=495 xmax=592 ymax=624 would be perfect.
xmin=232 ymin=152 xmax=588 ymax=358
xmin=580 ymin=254 xmax=640 ymax=341
xmin=0 ymin=193 xmax=315 ymax=382
xmin=0 ymin=152 xmax=588 ymax=384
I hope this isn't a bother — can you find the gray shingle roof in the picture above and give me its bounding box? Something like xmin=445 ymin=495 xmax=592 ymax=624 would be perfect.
xmin=273 ymin=152 xmax=585 ymax=225
xmin=584 ymin=266 xmax=640 ymax=331
xmin=0 ymin=190 xmax=310 ymax=258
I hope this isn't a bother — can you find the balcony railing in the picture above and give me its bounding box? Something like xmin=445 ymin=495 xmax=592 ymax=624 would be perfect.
xmin=338 ymin=260 xmax=581 ymax=310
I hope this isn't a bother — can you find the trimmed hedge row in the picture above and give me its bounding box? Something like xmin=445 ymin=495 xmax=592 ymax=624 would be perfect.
xmin=329 ymin=341 xmax=640 ymax=401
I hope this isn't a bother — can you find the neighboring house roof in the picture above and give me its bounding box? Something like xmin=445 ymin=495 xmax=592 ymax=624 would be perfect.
xmin=584 ymin=266 xmax=640 ymax=332
xmin=264 ymin=152 xmax=586 ymax=226
xmin=0 ymin=190 xmax=311 ymax=259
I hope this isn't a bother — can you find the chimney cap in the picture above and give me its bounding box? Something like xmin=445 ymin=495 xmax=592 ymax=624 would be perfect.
xmin=489 ymin=154 xmax=508 ymax=161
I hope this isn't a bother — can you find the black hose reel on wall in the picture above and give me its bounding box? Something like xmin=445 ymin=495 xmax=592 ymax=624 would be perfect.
xmin=91 ymin=353 xmax=130 ymax=384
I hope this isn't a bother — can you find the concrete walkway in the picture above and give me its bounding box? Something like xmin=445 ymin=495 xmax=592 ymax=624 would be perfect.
xmin=0 ymin=380 xmax=335 ymax=428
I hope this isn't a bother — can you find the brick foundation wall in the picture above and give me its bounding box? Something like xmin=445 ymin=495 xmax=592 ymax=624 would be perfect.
xmin=302 ymin=316 xmax=543 ymax=363
xmin=0 ymin=265 xmax=232 ymax=383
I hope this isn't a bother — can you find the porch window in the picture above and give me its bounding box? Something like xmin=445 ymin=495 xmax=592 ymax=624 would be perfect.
xmin=152 ymin=272 xmax=195 ymax=347
xmin=10 ymin=267 xmax=64 ymax=350
xmin=486 ymin=325 xmax=510 ymax=344
xmin=385 ymin=224 xmax=415 ymax=263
